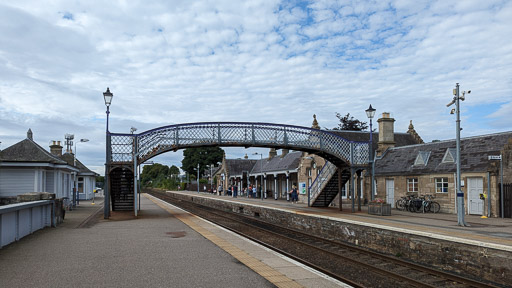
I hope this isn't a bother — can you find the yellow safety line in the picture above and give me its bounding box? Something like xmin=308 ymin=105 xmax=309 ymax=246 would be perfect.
xmin=145 ymin=194 xmax=303 ymax=288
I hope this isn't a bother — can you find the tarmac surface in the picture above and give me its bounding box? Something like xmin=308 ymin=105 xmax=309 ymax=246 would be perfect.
xmin=0 ymin=195 xmax=347 ymax=288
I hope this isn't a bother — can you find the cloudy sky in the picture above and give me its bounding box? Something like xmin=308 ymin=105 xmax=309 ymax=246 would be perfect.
xmin=1 ymin=0 xmax=511 ymax=175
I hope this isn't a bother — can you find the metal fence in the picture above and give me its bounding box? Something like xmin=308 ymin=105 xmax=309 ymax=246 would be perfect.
xmin=500 ymin=183 xmax=512 ymax=218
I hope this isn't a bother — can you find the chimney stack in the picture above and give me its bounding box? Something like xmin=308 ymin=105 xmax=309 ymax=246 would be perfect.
xmin=269 ymin=148 xmax=277 ymax=159
xmin=377 ymin=112 xmax=396 ymax=156
xmin=50 ymin=140 xmax=63 ymax=156
xmin=27 ymin=129 xmax=33 ymax=140
xmin=281 ymin=149 xmax=289 ymax=157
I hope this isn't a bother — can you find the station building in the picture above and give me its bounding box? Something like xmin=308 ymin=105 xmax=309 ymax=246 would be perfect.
xmin=0 ymin=129 xmax=97 ymax=205
xmin=215 ymin=114 xmax=512 ymax=217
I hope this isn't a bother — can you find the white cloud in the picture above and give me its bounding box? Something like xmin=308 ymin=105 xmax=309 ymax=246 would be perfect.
xmin=1 ymin=0 xmax=512 ymax=174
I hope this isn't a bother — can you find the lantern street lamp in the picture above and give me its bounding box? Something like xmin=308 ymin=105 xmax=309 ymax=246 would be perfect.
xmin=253 ymin=152 xmax=264 ymax=200
xmin=103 ymin=87 xmax=113 ymax=219
xmin=447 ymin=83 xmax=470 ymax=226
xmin=196 ymin=163 xmax=200 ymax=194
xmin=365 ymin=104 xmax=376 ymax=201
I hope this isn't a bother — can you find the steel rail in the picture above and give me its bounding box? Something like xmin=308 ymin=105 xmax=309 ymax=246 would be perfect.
xmin=150 ymin=191 xmax=502 ymax=288
xmin=149 ymin=191 xmax=363 ymax=288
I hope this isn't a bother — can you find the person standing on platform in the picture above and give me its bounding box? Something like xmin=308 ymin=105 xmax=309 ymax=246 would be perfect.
xmin=233 ymin=184 xmax=238 ymax=198
xmin=290 ymin=185 xmax=298 ymax=204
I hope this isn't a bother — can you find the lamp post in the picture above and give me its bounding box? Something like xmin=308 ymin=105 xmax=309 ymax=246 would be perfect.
xmin=197 ymin=163 xmax=200 ymax=194
xmin=74 ymin=138 xmax=89 ymax=206
xmin=253 ymin=152 xmax=264 ymax=200
xmin=103 ymin=87 xmax=113 ymax=219
xmin=447 ymin=83 xmax=469 ymax=226
xmin=365 ymin=104 xmax=376 ymax=201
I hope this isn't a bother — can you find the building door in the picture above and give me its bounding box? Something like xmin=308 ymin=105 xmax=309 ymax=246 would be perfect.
xmin=386 ymin=179 xmax=395 ymax=208
xmin=468 ymin=177 xmax=483 ymax=215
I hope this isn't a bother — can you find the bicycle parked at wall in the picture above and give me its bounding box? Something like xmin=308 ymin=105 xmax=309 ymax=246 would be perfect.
xmin=396 ymin=194 xmax=440 ymax=213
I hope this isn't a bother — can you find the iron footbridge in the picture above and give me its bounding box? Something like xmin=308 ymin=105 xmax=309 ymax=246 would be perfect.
xmin=109 ymin=122 xmax=370 ymax=167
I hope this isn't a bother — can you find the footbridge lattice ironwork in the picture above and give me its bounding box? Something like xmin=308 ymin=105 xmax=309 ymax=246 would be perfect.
xmin=109 ymin=122 xmax=370 ymax=167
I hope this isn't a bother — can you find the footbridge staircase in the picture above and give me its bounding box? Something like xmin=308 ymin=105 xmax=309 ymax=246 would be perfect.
xmin=309 ymin=162 xmax=352 ymax=207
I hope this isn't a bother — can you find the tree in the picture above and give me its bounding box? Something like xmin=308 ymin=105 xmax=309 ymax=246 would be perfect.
xmin=140 ymin=163 xmax=182 ymax=190
xmin=331 ymin=112 xmax=368 ymax=131
xmin=181 ymin=147 xmax=224 ymax=177
xmin=169 ymin=165 xmax=180 ymax=176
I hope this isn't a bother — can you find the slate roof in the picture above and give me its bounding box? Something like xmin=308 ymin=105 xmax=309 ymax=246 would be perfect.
xmin=251 ymin=151 xmax=302 ymax=174
xmin=0 ymin=138 xmax=67 ymax=165
xmin=375 ymin=131 xmax=512 ymax=176
xmin=225 ymin=159 xmax=257 ymax=176
xmin=59 ymin=153 xmax=97 ymax=175
xmin=330 ymin=130 xmax=419 ymax=151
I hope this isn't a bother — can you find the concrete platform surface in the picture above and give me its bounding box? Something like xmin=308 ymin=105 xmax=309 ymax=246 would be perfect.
xmin=0 ymin=195 xmax=347 ymax=288
xmin=175 ymin=190 xmax=512 ymax=250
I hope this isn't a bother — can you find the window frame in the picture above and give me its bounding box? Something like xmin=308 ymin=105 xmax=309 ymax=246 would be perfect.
xmin=435 ymin=177 xmax=449 ymax=193
xmin=407 ymin=178 xmax=418 ymax=193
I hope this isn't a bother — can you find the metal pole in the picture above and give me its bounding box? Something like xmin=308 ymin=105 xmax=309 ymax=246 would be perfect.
xmin=455 ymin=83 xmax=467 ymax=226
xmin=487 ymin=172 xmax=491 ymax=218
xmin=264 ymin=175 xmax=267 ymax=199
xmin=104 ymin=106 xmax=110 ymax=219
xmin=260 ymin=154 xmax=263 ymax=201
xmin=500 ymin=155 xmax=504 ymax=218
xmin=197 ymin=163 xmax=200 ymax=194
xmin=133 ymin=135 xmax=138 ymax=217
xmin=210 ymin=165 xmax=213 ymax=193
xmin=286 ymin=173 xmax=290 ymax=202
xmin=138 ymin=164 xmax=141 ymax=211
xmin=370 ymin=118 xmax=375 ymax=201
xmin=274 ymin=174 xmax=277 ymax=200
xmin=351 ymin=168 xmax=355 ymax=213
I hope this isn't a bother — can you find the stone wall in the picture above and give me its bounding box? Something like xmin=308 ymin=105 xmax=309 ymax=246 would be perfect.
xmin=166 ymin=191 xmax=511 ymax=286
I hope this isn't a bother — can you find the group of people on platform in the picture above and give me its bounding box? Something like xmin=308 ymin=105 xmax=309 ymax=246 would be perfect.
xmin=215 ymin=183 xmax=299 ymax=203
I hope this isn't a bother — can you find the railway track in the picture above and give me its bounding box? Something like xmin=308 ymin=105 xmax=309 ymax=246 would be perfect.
xmin=149 ymin=191 xmax=503 ymax=288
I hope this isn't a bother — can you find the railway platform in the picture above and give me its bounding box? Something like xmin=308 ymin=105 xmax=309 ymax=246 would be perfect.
xmin=0 ymin=195 xmax=347 ymax=288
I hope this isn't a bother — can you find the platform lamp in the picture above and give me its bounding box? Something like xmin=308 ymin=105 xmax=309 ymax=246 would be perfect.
xmin=197 ymin=163 xmax=200 ymax=194
xmin=365 ymin=104 xmax=376 ymax=201
xmin=252 ymin=152 xmax=264 ymax=201
xmin=103 ymin=87 xmax=113 ymax=219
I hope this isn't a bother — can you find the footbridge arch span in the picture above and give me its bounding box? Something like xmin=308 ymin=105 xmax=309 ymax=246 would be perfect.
xmin=109 ymin=122 xmax=370 ymax=167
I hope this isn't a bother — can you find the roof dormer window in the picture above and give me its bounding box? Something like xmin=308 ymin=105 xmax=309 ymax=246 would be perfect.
xmin=442 ymin=148 xmax=457 ymax=164
xmin=414 ymin=151 xmax=430 ymax=166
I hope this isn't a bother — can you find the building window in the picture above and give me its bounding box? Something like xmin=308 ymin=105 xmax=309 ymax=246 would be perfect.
xmin=442 ymin=148 xmax=457 ymax=163
xmin=435 ymin=178 xmax=448 ymax=193
xmin=78 ymin=177 xmax=84 ymax=193
xmin=407 ymin=178 xmax=418 ymax=193
xmin=306 ymin=168 xmax=311 ymax=177
xmin=414 ymin=151 xmax=431 ymax=166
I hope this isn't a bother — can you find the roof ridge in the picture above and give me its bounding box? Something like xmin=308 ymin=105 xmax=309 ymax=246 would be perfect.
xmin=27 ymin=138 xmax=67 ymax=164
xmin=388 ymin=130 xmax=512 ymax=151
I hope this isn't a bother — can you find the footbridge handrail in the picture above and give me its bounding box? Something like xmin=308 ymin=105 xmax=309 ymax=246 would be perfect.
xmin=109 ymin=122 xmax=369 ymax=166
xmin=309 ymin=161 xmax=337 ymax=201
